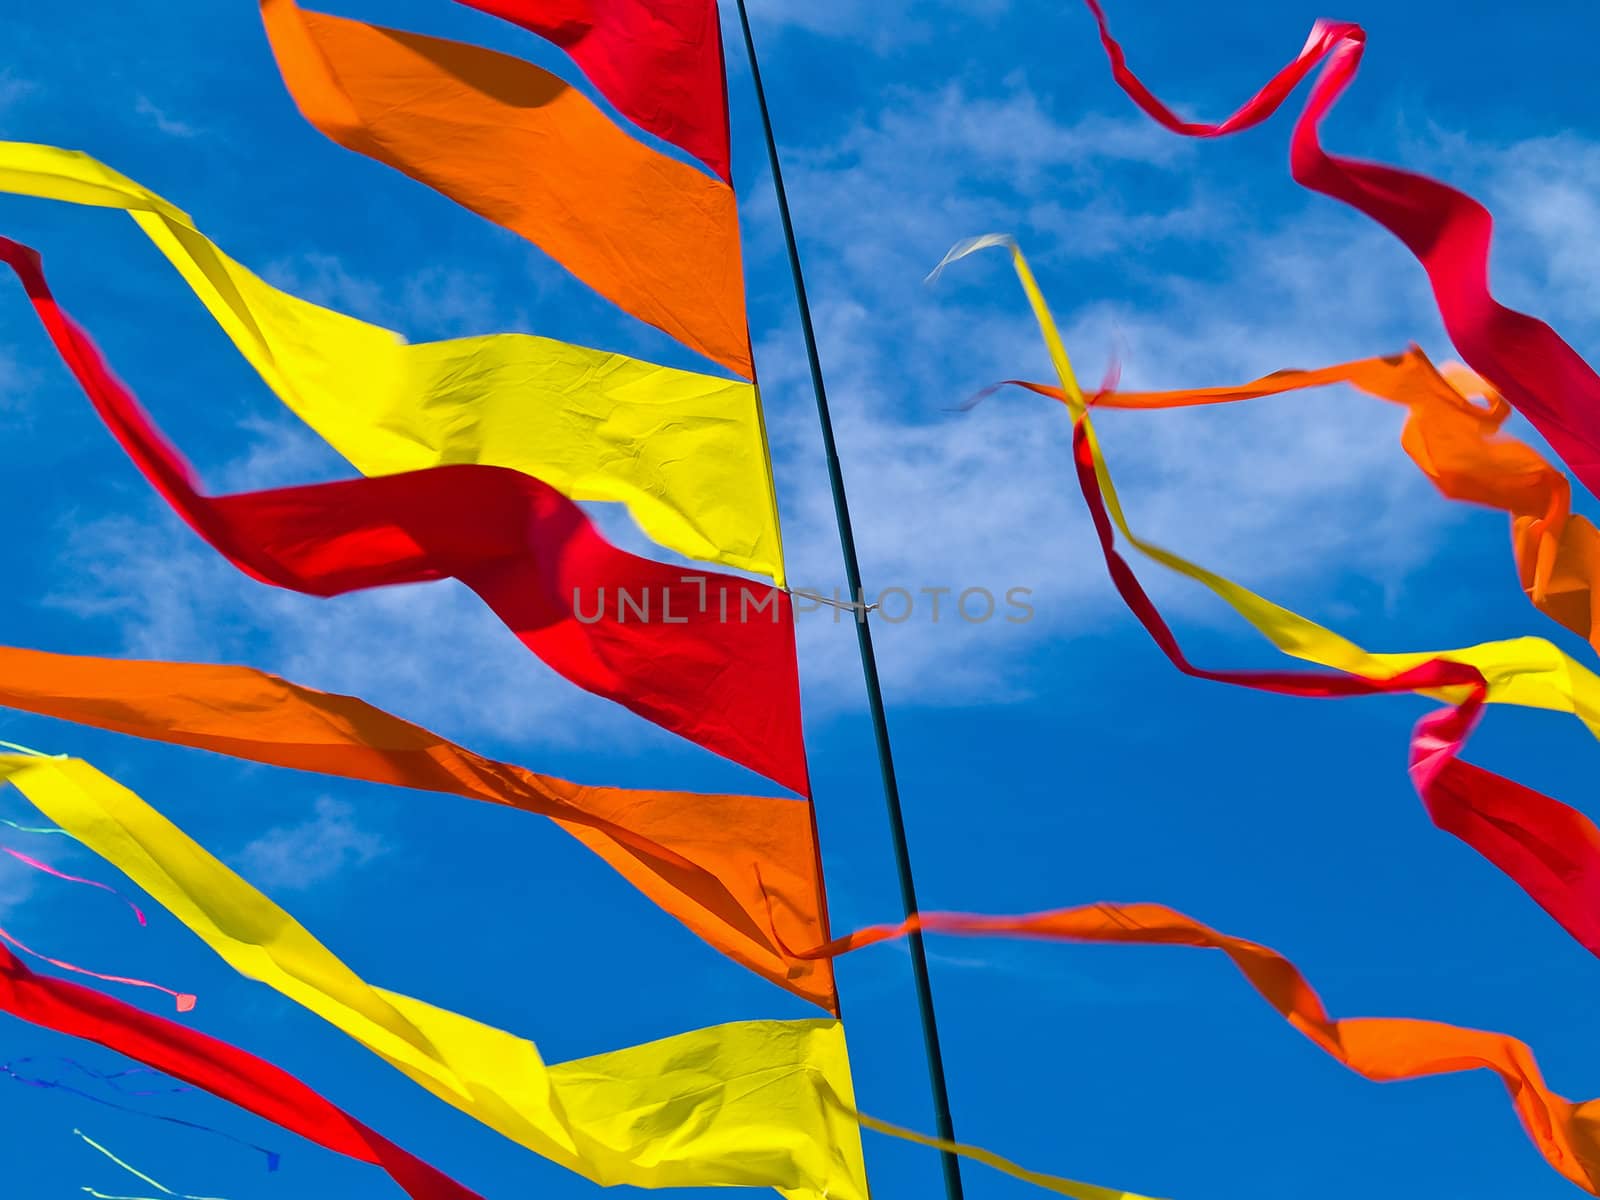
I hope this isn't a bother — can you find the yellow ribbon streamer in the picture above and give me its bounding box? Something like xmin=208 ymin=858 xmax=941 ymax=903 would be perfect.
xmin=855 ymin=1113 xmax=1159 ymax=1200
xmin=0 ymin=753 xmax=862 ymax=1199
xmin=0 ymin=141 xmax=786 ymax=584
xmin=937 ymin=235 xmax=1600 ymax=744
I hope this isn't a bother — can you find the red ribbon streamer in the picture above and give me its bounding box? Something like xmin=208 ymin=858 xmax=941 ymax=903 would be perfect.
xmin=0 ymin=237 xmax=808 ymax=796
xmin=457 ymin=0 xmax=731 ymax=182
xmin=1064 ymin=413 xmax=1600 ymax=959
xmin=0 ymin=945 xmax=481 ymax=1200
xmin=1082 ymin=0 xmax=1600 ymax=501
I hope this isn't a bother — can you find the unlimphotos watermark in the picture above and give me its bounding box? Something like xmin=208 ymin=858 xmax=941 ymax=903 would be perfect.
xmin=572 ymin=577 xmax=1034 ymax=625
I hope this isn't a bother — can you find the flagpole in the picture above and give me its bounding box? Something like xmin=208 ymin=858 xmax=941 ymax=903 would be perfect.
xmin=729 ymin=7 xmax=965 ymax=1198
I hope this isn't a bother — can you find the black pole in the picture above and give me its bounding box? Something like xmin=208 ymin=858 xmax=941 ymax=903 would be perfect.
xmin=729 ymin=7 xmax=965 ymax=1199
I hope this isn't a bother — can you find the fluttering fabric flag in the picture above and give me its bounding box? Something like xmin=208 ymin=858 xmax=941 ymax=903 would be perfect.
xmin=0 ymin=946 xmax=483 ymax=1200
xmin=0 ymin=142 xmax=784 ymax=582
xmin=796 ymin=903 xmax=1600 ymax=1195
xmin=944 ymin=237 xmax=1600 ymax=959
xmin=1008 ymin=349 xmax=1600 ymax=651
xmin=1080 ymin=0 xmax=1600 ymax=501
xmin=8 ymin=749 xmax=1155 ymax=1200
xmin=0 ymin=749 xmax=872 ymax=1200
xmin=259 ymin=0 xmax=752 ymax=377
xmin=0 ymin=643 xmax=834 ymax=1008
xmin=0 ymin=237 xmax=809 ymax=797
xmin=456 ymin=0 xmax=732 ymax=182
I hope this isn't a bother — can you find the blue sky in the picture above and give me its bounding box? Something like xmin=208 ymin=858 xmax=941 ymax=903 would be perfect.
xmin=3 ymin=0 xmax=1600 ymax=1197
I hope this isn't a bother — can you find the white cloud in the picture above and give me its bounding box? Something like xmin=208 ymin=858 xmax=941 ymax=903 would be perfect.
xmin=263 ymin=253 xmax=522 ymax=341
xmin=261 ymin=253 xmax=389 ymax=325
xmin=233 ymin=797 xmax=387 ymax=892
xmin=45 ymin=487 xmax=619 ymax=750
xmin=736 ymin=77 xmax=1463 ymax=702
xmin=39 ymin=76 xmax=1600 ymax=747
xmin=1416 ymin=127 xmax=1600 ymax=348
xmin=134 ymin=95 xmax=200 ymax=140
xmin=736 ymin=0 xmax=1010 ymax=52
xmin=0 ymin=847 xmax=37 ymax=919
xmin=0 ymin=72 xmax=34 ymax=113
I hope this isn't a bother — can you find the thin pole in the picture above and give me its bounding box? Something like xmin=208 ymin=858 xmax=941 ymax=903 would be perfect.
xmin=729 ymin=7 xmax=965 ymax=1199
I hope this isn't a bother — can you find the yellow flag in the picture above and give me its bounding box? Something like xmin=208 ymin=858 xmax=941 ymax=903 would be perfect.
xmin=0 ymin=752 xmax=860 ymax=1198
xmin=0 ymin=141 xmax=786 ymax=583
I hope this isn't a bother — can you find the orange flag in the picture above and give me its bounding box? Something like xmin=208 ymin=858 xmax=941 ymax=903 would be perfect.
xmin=259 ymin=0 xmax=752 ymax=377
xmin=0 ymin=644 xmax=834 ymax=1010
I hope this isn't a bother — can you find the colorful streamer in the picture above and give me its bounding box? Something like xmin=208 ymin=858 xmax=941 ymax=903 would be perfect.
xmin=0 ymin=236 xmax=808 ymax=798
xmin=945 ymin=236 xmax=1600 ymax=959
xmin=798 ymin=902 xmax=1600 ymax=1193
xmin=0 ymin=950 xmax=483 ymax=1199
xmin=0 ymin=922 xmax=194 ymax=1013
xmin=0 ymin=643 xmax=834 ymax=1009
xmin=0 ymin=750 xmax=870 ymax=1200
xmin=1007 ymin=348 xmax=1600 ymax=651
xmin=1063 ymin=412 xmax=1600 ymax=959
xmin=4 ymin=1058 xmax=282 ymax=1171
xmin=456 ymin=0 xmax=732 ymax=182
xmin=1080 ymin=0 xmax=1600 ymax=501
xmin=936 ymin=241 xmax=1600 ymax=731
xmin=0 ymin=827 xmax=185 ymax=1009
xmin=260 ymin=0 xmax=752 ymax=377
xmin=1 ymin=845 xmax=148 ymax=925
xmin=76 ymin=1129 xmax=229 ymax=1200
xmin=0 ymin=142 xmax=784 ymax=583
xmin=1 ymin=816 xmax=67 ymax=835
xmin=5 ymin=1057 xmax=189 ymax=1097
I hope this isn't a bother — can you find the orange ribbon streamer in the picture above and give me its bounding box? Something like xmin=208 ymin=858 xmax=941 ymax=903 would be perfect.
xmin=0 ymin=644 xmax=834 ymax=1011
xmin=1012 ymin=347 xmax=1600 ymax=651
xmin=799 ymin=903 xmax=1600 ymax=1193
xmin=259 ymin=0 xmax=752 ymax=377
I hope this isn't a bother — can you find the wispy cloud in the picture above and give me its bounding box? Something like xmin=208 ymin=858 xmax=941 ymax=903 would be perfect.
xmin=0 ymin=846 xmax=37 ymax=919
xmin=38 ymin=74 xmax=1600 ymax=745
xmin=746 ymin=76 xmax=1459 ymax=700
xmin=134 ymin=95 xmax=200 ymax=140
xmin=263 ymin=253 xmax=524 ymax=341
xmin=233 ymin=797 xmax=387 ymax=892
xmin=45 ymin=485 xmax=612 ymax=750
xmin=1416 ymin=127 xmax=1600 ymax=342
xmin=738 ymin=0 xmax=1010 ymax=52
xmin=0 ymin=71 xmax=35 ymax=114
xmin=0 ymin=345 xmax=37 ymax=426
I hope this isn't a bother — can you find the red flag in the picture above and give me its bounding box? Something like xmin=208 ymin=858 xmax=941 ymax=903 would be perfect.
xmin=0 ymin=237 xmax=808 ymax=796
xmin=459 ymin=0 xmax=732 ymax=181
